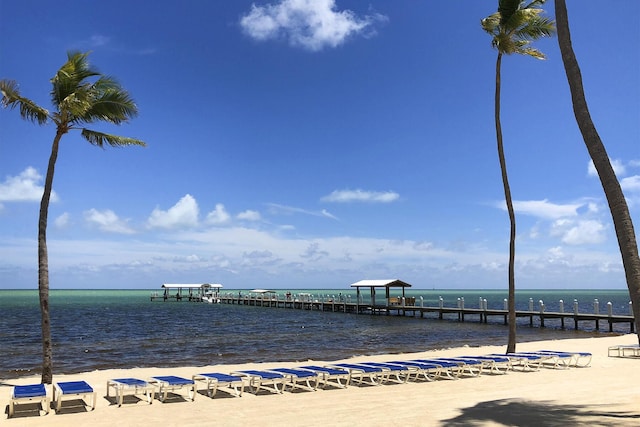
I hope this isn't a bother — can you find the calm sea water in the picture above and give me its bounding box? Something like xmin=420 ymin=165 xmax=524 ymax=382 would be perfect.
xmin=0 ymin=288 xmax=633 ymax=379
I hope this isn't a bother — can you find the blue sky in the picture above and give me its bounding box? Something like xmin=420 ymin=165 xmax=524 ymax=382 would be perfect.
xmin=0 ymin=0 xmax=638 ymax=290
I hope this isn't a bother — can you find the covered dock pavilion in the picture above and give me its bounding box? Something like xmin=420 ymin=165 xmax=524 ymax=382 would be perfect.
xmin=350 ymin=279 xmax=413 ymax=312
xmin=153 ymin=283 xmax=223 ymax=302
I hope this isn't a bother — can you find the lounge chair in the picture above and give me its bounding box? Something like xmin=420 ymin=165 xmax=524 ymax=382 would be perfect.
xmin=411 ymin=359 xmax=465 ymax=379
xmin=267 ymin=368 xmax=319 ymax=392
xmin=106 ymin=378 xmax=155 ymax=407
xmin=387 ymin=360 xmax=442 ymax=381
xmin=9 ymin=384 xmax=49 ymax=418
xmin=53 ymin=380 xmax=96 ymax=413
xmin=508 ymin=351 xmax=572 ymax=369
xmin=355 ymin=362 xmax=418 ymax=383
xmin=488 ymin=353 xmax=542 ymax=371
xmin=297 ymin=365 xmax=351 ymax=389
xmin=537 ymin=350 xmax=592 ymax=367
xmin=149 ymin=376 xmax=196 ymax=402
xmin=428 ymin=358 xmax=483 ymax=377
xmin=230 ymin=370 xmax=285 ymax=394
xmin=457 ymin=355 xmax=511 ymax=374
xmin=608 ymin=344 xmax=640 ymax=358
xmin=328 ymin=363 xmax=386 ymax=386
xmin=192 ymin=373 xmax=245 ymax=398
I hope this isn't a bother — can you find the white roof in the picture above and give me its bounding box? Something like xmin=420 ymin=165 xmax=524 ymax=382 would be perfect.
xmin=162 ymin=283 xmax=223 ymax=289
xmin=350 ymin=279 xmax=411 ymax=288
xmin=250 ymin=289 xmax=276 ymax=293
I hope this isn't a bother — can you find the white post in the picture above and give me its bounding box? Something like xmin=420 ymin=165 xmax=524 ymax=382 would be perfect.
xmin=559 ymin=299 xmax=564 ymax=313
xmin=483 ymin=298 xmax=488 ymax=310
xmin=457 ymin=298 xmax=461 ymax=309
xmin=479 ymin=297 xmax=483 ymax=309
xmin=529 ymin=298 xmax=534 ymax=311
xmin=460 ymin=297 xmax=465 ymax=310
xmin=439 ymin=296 xmax=443 ymax=309
xmin=607 ymin=302 xmax=613 ymax=317
xmin=420 ymin=296 xmax=424 ymax=308
xmin=503 ymin=298 xmax=508 ymax=310
xmin=539 ymin=300 xmax=545 ymax=313
xmin=594 ymin=298 xmax=600 ymax=315
xmin=573 ymin=299 xmax=579 ymax=315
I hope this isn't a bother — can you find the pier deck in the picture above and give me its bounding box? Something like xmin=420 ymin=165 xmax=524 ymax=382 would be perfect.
xmin=216 ymin=295 xmax=635 ymax=333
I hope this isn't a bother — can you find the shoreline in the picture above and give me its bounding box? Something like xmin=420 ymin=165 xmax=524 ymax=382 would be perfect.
xmin=3 ymin=334 xmax=639 ymax=426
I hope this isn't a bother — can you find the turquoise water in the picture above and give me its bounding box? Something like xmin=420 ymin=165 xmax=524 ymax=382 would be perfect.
xmin=0 ymin=288 xmax=632 ymax=379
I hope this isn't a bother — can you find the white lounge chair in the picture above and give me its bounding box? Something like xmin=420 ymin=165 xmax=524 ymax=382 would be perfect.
xmin=608 ymin=344 xmax=640 ymax=358
xmin=267 ymin=368 xmax=319 ymax=392
xmin=9 ymin=384 xmax=49 ymax=418
xmin=298 ymin=365 xmax=351 ymax=389
xmin=106 ymin=378 xmax=155 ymax=407
xmin=328 ymin=363 xmax=386 ymax=386
xmin=192 ymin=373 xmax=245 ymax=398
xmin=53 ymin=380 xmax=96 ymax=413
xmin=230 ymin=370 xmax=285 ymax=394
xmin=149 ymin=375 xmax=196 ymax=402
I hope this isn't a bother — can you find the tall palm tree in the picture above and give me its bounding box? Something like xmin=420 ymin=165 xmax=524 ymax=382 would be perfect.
xmin=0 ymin=51 xmax=146 ymax=383
xmin=481 ymin=0 xmax=555 ymax=353
xmin=554 ymin=0 xmax=640 ymax=343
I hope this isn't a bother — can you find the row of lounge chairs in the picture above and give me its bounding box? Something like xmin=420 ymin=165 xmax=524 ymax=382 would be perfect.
xmin=7 ymin=349 xmax=591 ymax=418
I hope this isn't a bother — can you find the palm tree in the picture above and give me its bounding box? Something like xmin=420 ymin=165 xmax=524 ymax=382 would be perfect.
xmin=0 ymin=51 xmax=146 ymax=383
xmin=481 ymin=0 xmax=555 ymax=353
xmin=554 ymin=1 xmax=640 ymax=343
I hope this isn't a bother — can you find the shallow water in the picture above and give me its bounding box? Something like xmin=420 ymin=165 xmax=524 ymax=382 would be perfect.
xmin=0 ymin=288 xmax=631 ymax=379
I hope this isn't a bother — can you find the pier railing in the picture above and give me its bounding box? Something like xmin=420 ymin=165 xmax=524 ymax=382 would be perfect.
xmin=212 ymin=293 xmax=635 ymax=334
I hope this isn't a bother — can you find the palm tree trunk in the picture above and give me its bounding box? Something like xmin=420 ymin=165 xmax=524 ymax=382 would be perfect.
xmin=555 ymin=0 xmax=640 ymax=343
xmin=495 ymin=52 xmax=518 ymax=353
xmin=38 ymin=129 xmax=63 ymax=384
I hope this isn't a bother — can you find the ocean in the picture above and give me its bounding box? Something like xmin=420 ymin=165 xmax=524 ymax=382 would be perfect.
xmin=0 ymin=288 xmax=633 ymax=380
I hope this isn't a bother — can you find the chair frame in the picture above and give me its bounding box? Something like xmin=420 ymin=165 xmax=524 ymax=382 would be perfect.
xmin=192 ymin=373 xmax=245 ymax=398
xmin=230 ymin=370 xmax=285 ymax=394
xmin=106 ymin=378 xmax=155 ymax=407
xmin=149 ymin=376 xmax=196 ymax=402
xmin=9 ymin=384 xmax=49 ymax=418
xmin=53 ymin=381 xmax=96 ymax=413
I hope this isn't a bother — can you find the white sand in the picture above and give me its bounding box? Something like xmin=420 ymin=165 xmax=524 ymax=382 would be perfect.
xmin=3 ymin=334 xmax=640 ymax=426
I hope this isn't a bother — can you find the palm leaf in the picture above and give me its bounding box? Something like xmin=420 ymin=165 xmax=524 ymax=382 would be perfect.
xmin=81 ymin=128 xmax=146 ymax=148
xmin=0 ymin=79 xmax=49 ymax=124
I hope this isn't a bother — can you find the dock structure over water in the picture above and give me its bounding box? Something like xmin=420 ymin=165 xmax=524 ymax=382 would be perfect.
xmin=215 ymin=279 xmax=636 ymax=334
xmin=151 ymin=283 xmax=222 ymax=302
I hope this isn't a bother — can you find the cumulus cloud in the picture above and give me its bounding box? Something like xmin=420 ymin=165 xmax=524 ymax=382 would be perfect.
xmin=84 ymin=208 xmax=135 ymax=234
xmin=0 ymin=167 xmax=58 ymax=203
xmin=551 ymin=219 xmax=607 ymax=245
xmin=621 ymin=175 xmax=640 ymax=192
xmin=321 ymin=189 xmax=400 ymax=203
xmin=237 ymin=210 xmax=262 ymax=221
xmin=206 ymin=203 xmax=231 ymax=225
xmin=54 ymin=212 xmax=71 ymax=229
xmin=509 ymin=199 xmax=582 ymax=219
xmin=240 ymin=0 xmax=387 ymax=51
xmin=147 ymin=194 xmax=199 ymax=229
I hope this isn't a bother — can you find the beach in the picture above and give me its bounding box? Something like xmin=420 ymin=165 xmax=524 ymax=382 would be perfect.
xmin=3 ymin=334 xmax=639 ymax=426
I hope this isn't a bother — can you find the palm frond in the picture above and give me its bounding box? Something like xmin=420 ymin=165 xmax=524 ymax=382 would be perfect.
xmin=81 ymin=128 xmax=146 ymax=148
xmin=50 ymin=51 xmax=100 ymax=107
xmin=0 ymin=79 xmax=49 ymax=124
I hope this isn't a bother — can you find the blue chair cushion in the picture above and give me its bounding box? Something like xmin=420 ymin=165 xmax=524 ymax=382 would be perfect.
xmin=152 ymin=375 xmax=194 ymax=385
xmin=14 ymin=384 xmax=46 ymax=398
xmin=57 ymin=381 xmax=93 ymax=394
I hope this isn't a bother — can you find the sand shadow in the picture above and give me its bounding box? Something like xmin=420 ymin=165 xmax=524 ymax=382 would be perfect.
xmin=440 ymin=398 xmax=640 ymax=427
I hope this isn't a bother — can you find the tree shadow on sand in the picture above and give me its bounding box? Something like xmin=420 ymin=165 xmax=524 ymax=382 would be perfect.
xmin=440 ymin=398 xmax=640 ymax=427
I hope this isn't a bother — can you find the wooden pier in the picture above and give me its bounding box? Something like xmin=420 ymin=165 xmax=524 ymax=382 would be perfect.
xmin=216 ymin=294 xmax=635 ymax=333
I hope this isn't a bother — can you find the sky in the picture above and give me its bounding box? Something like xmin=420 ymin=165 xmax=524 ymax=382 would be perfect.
xmin=0 ymin=1 xmax=638 ymax=290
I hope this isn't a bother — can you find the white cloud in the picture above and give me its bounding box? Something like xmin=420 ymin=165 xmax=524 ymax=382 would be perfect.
xmin=0 ymin=167 xmax=58 ymax=203
xmin=206 ymin=203 xmax=231 ymax=225
xmin=267 ymin=202 xmax=338 ymax=220
xmin=54 ymin=212 xmax=71 ymax=229
xmin=240 ymin=0 xmax=386 ymax=51
xmin=587 ymin=159 xmax=626 ymax=177
xmin=237 ymin=210 xmax=262 ymax=221
xmin=551 ymin=219 xmax=607 ymax=245
xmin=84 ymin=208 xmax=135 ymax=234
xmin=147 ymin=194 xmax=199 ymax=229
xmin=501 ymin=199 xmax=581 ymax=219
xmin=621 ymin=175 xmax=640 ymax=192
xmin=321 ymin=189 xmax=400 ymax=203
